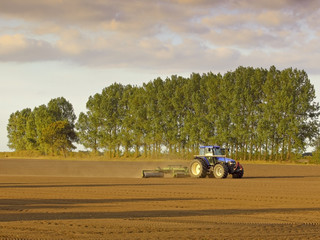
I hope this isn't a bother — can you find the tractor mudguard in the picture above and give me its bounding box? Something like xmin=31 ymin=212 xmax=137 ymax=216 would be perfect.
xmin=195 ymin=156 xmax=210 ymax=166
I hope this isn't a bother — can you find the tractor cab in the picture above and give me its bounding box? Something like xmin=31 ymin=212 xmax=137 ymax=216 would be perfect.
xmin=197 ymin=145 xmax=234 ymax=166
xmin=199 ymin=145 xmax=225 ymax=157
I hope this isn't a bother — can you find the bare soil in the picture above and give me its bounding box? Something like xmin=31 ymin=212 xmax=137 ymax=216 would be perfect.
xmin=1 ymin=158 xmax=320 ymax=239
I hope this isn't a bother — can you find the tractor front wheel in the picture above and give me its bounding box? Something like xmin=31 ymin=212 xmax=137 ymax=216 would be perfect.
xmin=213 ymin=163 xmax=228 ymax=179
xmin=189 ymin=159 xmax=207 ymax=178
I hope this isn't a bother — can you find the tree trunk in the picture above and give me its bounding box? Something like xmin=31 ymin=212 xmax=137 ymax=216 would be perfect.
xmin=135 ymin=145 xmax=140 ymax=157
xmin=143 ymin=144 xmax=148 ymax=157
xmin=286 ymin=138 xmax=291 ymax=160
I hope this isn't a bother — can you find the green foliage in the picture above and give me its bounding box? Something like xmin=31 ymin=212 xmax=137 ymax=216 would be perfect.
xmin=75 ymin=66 xmax=319 ymax=160
xmin=7 ymin=97 xmax=77 ymax=156
xmin=76 ymin=112 xmax=100 ymax=153
xmin=7 ymin=67 xmax=320 ymax=160
xmin=7 ymin=108 xmax=32 ymax=151
xmin=42 ymin=120 xmax=78 ymax=156
xmin=47 ymin=97 xmax=76 ymax=124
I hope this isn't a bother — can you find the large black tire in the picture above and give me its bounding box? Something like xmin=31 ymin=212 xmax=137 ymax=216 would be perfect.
xmin=232 ymin=164 xmax=244 ymax=178
xmin=213 ymin=163 xmax=229 ymax=179
xmin=189 ymin=159 xmax=208 ymax=178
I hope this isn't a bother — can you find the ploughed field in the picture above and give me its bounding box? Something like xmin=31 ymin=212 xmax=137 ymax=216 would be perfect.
xmin=1 ymin=159 xmax=320 ymax=240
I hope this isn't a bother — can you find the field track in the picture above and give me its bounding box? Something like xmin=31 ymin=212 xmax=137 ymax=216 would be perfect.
xmin=1 ymin=158 xmax=320 ymax=239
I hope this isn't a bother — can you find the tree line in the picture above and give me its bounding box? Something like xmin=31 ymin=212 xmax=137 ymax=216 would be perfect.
xmin=7 ymin=97 xmax=77 ymax=156
xmin=7 ymin=66 xmax=320 ymax=160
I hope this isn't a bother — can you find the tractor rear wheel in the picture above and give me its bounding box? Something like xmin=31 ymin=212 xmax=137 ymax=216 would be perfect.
xmin=213 ymin=163 xmax=228 ymax=179
xmin=189 ymin=159 xmax=208 ymax=178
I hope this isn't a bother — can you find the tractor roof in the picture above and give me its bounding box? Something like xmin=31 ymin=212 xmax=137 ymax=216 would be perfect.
xmin=200 ymin=145 xmax=220 ymax=149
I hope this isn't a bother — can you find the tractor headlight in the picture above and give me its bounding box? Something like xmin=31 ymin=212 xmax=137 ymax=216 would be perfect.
xmin=228 ymin=161 xmax=235 ymax=166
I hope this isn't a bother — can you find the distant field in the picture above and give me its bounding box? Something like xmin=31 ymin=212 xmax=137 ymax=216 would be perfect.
xmin=1 ymin=158 xmax=320 ymax=239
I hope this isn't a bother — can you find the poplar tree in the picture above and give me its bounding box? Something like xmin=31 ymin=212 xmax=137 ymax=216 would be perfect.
xmin=7 ymin=108 xmax=32 ymax=151
xmin=99 ymin=83 xmax=125 ymax=157
xmin=76 ymin=112 xmax=100 ymax=153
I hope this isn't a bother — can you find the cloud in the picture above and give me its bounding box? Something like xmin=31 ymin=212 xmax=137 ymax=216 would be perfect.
xmin=55 ymin=29 xmax=87 ymax=55
xmin=257 ymin=11 xmax=288 ymax=27
xmin=0 ymin=34 xmax=27 ymax=54
xmin=0 ymin=0 xmax=320 ymax=74
xmin=0 ymin=33 xmax=61 ymax=62
xmin=230 ymin=0 xmax=320 ymax=12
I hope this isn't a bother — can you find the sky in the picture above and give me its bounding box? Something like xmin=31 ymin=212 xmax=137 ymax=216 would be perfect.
xmin=1 ymin=0 xmax=320 ymax=152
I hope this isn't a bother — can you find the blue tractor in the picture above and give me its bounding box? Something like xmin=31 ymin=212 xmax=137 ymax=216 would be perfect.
xmin=189 ymin=145 xmax=244 ymax=179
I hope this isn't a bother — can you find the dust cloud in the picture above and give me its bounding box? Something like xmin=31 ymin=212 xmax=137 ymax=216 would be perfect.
xmin=0 ymin=158 xmax=188 ymax=178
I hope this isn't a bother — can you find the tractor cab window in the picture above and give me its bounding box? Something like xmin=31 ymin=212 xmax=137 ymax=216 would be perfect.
xmin=214 ymin=148 xmax=222 ymax=155
xmin=199 ymin=148 xmax=205 ymax=155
